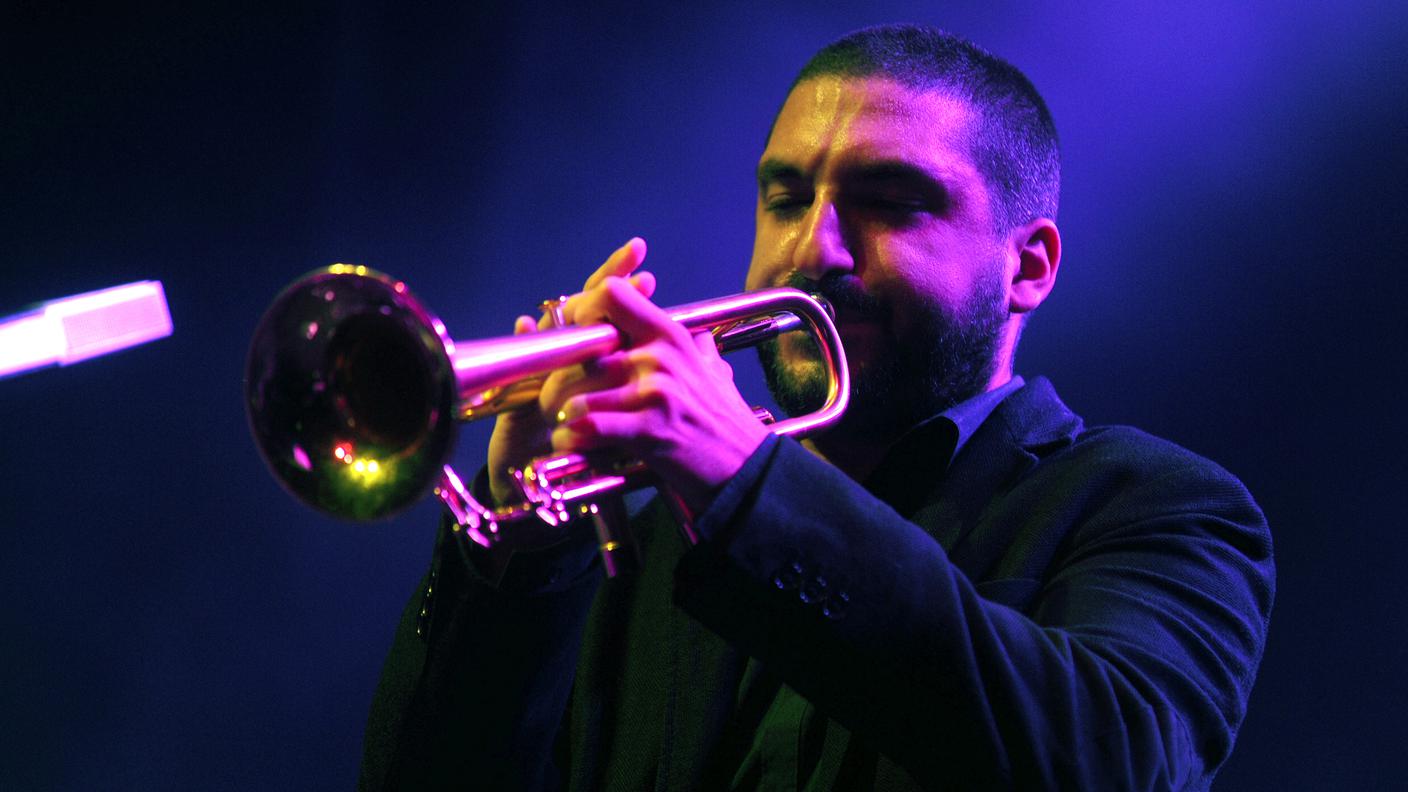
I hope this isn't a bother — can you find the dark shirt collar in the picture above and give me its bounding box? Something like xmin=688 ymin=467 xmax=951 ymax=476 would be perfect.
xmin=861 ymin=375 xmax=1025 ymax=516
xmin=943 ymin=375 xmax=1025 ymax=461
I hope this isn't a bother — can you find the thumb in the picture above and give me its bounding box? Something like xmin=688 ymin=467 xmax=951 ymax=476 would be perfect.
xmin=693 ymin=330 xmax=734 ymax=382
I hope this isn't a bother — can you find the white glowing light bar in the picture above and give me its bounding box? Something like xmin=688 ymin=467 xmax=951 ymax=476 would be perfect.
xmin=0 ymin=280 xmax=173 ymax=379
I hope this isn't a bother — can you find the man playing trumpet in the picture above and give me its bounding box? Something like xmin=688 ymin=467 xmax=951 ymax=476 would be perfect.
xmin=360 ymin=25 xmax=1273 ymax=791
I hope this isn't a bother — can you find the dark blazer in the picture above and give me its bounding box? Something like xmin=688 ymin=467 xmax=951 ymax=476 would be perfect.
xmin=360 ymin=378 xmax=1274 ymax=791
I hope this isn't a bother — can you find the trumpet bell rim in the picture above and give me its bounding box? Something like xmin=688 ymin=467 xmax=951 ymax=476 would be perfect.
xmin=244 ymin=265 xmax=458 ymax=521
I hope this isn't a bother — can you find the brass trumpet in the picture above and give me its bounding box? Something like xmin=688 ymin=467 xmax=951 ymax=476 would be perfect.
xmin=244 ymin=265 xmax=848 ymax=571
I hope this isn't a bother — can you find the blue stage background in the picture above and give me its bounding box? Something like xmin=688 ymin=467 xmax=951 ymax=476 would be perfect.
xmin=2 ymin=1 xmax=1405 ymax=788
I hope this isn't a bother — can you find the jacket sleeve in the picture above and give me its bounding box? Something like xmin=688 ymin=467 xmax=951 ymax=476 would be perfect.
xmin=672 ymin=435 xmax=1274 ymax=790
xmin=358 ymin=515 xmax=602 ymax=792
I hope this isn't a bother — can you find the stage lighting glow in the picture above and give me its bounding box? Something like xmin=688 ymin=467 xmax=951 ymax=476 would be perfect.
xmin=346 ymin=455 xmax=387 ymax=487
xmin=0 ymin=281 xmax=173 ymax=378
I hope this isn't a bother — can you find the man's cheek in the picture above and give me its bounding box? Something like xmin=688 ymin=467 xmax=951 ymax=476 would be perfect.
xmin=779 ymin=332 xmax=823 ymax=364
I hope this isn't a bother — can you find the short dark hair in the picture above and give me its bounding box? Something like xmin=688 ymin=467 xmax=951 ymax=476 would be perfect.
xmin=792 ymin=25 xmax=1060 ymax=231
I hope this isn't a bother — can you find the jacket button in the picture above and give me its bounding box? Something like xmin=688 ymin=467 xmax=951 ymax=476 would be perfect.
xmin=415 ymin=578 xmax=436 ymax=639
xmin=821 ymin=590 xmax=850 ymax=620
xmin=772 ymin=560 xmax=804 ymax=591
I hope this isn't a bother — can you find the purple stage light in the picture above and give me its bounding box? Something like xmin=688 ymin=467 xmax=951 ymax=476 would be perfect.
xmin=0 ymin=280 xmax=173 ymax=379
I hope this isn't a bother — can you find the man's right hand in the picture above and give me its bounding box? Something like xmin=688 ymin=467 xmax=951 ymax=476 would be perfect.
xmin=485 ymin=237 xmax=656 ymax=506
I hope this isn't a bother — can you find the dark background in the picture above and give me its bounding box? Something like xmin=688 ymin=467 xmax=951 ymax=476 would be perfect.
xmin=2 ymin=1 xmax=1405 ymax=789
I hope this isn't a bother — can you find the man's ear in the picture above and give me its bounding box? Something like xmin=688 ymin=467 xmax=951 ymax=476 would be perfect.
xmin=1008 ymin=218 xmax=1061 ymax=314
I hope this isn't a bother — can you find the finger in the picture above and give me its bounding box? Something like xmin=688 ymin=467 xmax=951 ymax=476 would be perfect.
xmin=584 ymin=237 xmax=648 ymax=290
xmin=514 ymin=315 xmax=538 ymax=335
xmin=566 ymin=276 xmax=682 ymax=349
xmin=552 ymin=409 xmax=648 ymax=454
xmin=593 ymin=276 xmax=687 ymax=347
xmin=540 ymin=239 xmax=647 ymax=331
xmin=554 ymin=375 xmax=654 ymax=425
xmin=561 ymin=271 xmax=655 ymax=327
xmin=629 ymin=269 xmax=657 ymax=299
xmin=537 ymin=351 xmax=634 ymax=417
xmin=692 ymin=331 xmax=733 ymax=380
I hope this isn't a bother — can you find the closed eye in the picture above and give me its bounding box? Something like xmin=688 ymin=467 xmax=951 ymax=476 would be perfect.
xmin=858 ymin=194 xmax=929 ymax=212
xmin=844 ymin=190 xmax=935 ymax=226
xmin=840 ymin=160 xmax=951 ymax=220
xmin=763 ymin=190 xmax=812 ymax=218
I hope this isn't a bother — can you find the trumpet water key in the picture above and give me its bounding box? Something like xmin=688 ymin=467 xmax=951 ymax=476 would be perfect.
xmin=244 ymin=265 xmax=849 ymax=574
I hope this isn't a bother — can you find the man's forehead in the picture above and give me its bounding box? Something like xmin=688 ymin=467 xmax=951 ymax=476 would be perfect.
xmin=760 ymin=75 xmax=979 ymax=178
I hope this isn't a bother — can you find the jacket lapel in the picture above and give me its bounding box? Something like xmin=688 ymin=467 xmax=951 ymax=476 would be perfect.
xmin=919 ymin=377 xmax=1082 ymax=578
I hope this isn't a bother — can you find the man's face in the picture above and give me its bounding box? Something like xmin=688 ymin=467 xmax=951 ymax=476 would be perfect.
xmin=747 ymin=76 xmax=1011 ymax=427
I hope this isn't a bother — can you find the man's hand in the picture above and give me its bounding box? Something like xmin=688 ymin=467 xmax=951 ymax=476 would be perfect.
xmin=537 ymin=266 xmax=772 ymax=517
xmin=488 ymin=236 xmax=770 ymax=515
xmin=484 ymin=238 xmax=657 ymax=506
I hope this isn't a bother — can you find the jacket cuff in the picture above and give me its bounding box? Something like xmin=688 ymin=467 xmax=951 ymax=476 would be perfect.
xmin=691 ymin=433 xmax=783 ymax=545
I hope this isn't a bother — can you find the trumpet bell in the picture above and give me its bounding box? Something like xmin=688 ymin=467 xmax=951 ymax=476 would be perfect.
xmin=244 ymin=265 xmax=457 ymax=520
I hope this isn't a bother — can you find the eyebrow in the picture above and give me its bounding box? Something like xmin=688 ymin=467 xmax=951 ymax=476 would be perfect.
xmin=757 ymin=158 xmax=805 ymax=191
xmin=839 ymin=160 xmax=949 ymax=193
xmin=757 ymin=157 xmax=952 ymax=195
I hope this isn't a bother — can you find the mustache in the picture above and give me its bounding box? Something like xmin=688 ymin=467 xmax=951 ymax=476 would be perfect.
xmin=780 ymin=273 xmax=888 ymax=322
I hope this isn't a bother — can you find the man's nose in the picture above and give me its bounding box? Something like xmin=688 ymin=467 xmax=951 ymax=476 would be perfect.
xmin=793 ymin=199 xmax=854 ymax=281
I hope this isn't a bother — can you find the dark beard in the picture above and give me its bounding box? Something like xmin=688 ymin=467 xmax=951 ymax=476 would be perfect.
xmin=758 ymin=271 xmax=1007 ymax=436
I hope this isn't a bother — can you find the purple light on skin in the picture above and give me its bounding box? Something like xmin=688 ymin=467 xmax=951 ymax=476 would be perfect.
xmin=0 ymin=280 xmax=173 ymax=379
